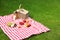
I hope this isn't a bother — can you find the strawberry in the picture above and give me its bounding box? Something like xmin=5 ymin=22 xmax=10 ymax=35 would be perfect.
xmin=19 ymin=22 xmax=24 ymax=25
xmin=18 ymin=26 xmax=21 ymax=28
xmin=27 ymin=24 xmax=31 ymax=27
xmin=23 ymin=19 xmax=26 ymax=23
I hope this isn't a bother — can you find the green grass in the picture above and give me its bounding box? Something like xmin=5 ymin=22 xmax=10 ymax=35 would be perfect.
xmin=0 ymin=0 xmax=60 ymax=40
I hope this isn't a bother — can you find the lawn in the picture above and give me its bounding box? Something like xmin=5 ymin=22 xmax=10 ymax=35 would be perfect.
xmin=0 ymin=0 xmax=60 ymax=40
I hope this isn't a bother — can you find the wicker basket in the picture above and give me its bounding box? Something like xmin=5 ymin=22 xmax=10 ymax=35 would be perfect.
xmin=13 ymin=9 xmax=29 ymax=20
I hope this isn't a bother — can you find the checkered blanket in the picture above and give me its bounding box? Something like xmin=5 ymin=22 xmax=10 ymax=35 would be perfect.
xmin=0 ymin=14 xmax=50 ymax=40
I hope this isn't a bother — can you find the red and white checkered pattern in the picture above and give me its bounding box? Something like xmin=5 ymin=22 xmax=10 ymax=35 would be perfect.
xmin=0 ymin=14 xmax=50 ymax=40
